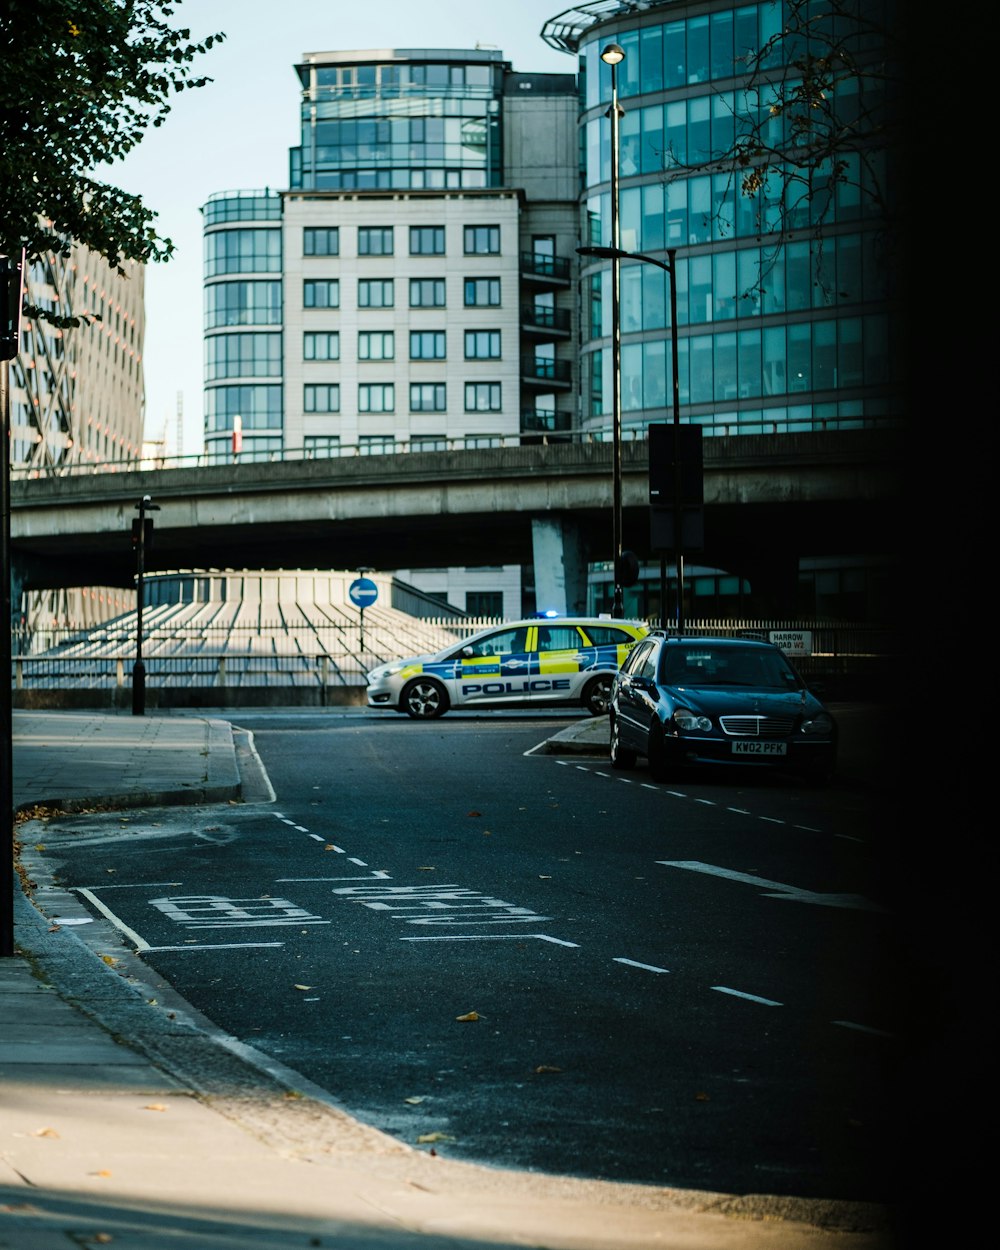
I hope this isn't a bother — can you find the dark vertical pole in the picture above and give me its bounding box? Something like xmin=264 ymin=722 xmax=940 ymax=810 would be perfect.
xmin=132 ymin=499 xmax=146 ymax=715
xmin=1 ymin=356 xmax=13 ymax=954
xmin=667 ymin=247 xmax=684 ymax=636
xmin=1 ymin=250 xmax=24 ymax=958
xmin=659 ymin=555 xmax=667 ymax=631
xmin=608 ymin=58 xmax=624 ymax=620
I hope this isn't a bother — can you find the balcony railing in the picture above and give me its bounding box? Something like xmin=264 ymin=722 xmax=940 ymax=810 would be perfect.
xmin=520 ymin=253 xmax=571 ymax=283
xmin=521 ymin=409 xmax=572 ymax=433
xmin=522 ymin=358 xmax=572 ymax=386
xmin=521 ymin=306 xmax=571 ymax=335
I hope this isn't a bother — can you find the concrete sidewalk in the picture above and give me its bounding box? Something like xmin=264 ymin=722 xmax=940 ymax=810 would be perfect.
xmin=3 ymin=708 xmax=897 ymax=1249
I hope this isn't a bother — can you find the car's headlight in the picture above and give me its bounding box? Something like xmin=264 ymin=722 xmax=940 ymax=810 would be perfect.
xmin=672 ymin=707 xmax=712 ymax=732
xmin=800 ymin=712 xmax=834 ymax=735
xmin=369 ymin=663 xmax=406 ymax=680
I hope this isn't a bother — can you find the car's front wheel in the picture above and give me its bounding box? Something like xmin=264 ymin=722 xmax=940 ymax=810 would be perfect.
xmin=609 ymin=714 xmax=637 ymax=769
xmin=401 ymin=678 xmax=450 ymax=719
xmin=582 ymin=675 xmax=613 ymax=717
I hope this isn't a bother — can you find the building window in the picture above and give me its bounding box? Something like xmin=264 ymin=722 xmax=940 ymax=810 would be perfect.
xmin=205 ymin=384 xmax=282 ymax=431
xmin=410 ymin=278 xmax=446 ymax=308
xmin=304 ymin=279 xmax=339 ymax=308
xmin=304 ymin=435 xmax=342 ymax=458
xmin=360 ymin=435 xmax=394 ymax=455
xmin=303 ymin=331 xmax=339 ymax=361
xmin=464 ymin=277 xmax=500 ymax=306
xmin=465 ymin=382 xmax=501 ymax=411
xmin=358 ymin=279 xmax=394 ymax=308
xmin=410 ymin=330 xmax=445 ymax=360
xmin=410 ymin=226 xmax=445 ymax=255
xmin=464 ymin=329 xmax=500 ymax=359
xmin=410 ymin=383 xmax=446 ymax=412
xmin=359 ymin=383 xmax=394 ymax=413
xmin=358 ymin=331 xmax=394 ymax=361
xmin=411 ymin=434 xmax=447 ymax=451
xmin=358 ymin=226 xmax=394 ymax=256
xmin=304 ymin=227 xmax=339 ymax=256
xmin=466 ymin=590 xmax=503 ymax=616
xmin=464 ymin=224 xmax=500 ymax=254
xmin=304 ymin=384 xmax=340 ymax=413
xmin=204 ymin=229 xmax=281 ymax=276
xmin=205 ymin=333 xmax=281 ymax=380
xmin=204 ymin=280 xmax=281 ymax=329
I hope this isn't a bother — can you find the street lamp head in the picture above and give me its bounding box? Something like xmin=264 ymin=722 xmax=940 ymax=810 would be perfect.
xmin=600 ymin=43 xmax=625 ymax=66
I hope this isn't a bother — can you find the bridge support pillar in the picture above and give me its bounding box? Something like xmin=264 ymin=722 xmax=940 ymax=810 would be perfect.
xmin=531 ymin=518 xmax=589 ymax=617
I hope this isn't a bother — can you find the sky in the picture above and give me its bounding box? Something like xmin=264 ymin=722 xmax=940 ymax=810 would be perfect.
xmin=106 ymin=0 xmax=576 ymax=457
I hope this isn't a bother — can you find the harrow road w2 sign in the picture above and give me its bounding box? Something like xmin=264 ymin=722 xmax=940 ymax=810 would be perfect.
xmin=770 ymin=630 xmax=813 ymax=657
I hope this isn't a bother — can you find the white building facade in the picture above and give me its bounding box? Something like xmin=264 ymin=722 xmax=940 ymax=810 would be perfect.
xmin=202 ymin=48 xmax=581 ymax=619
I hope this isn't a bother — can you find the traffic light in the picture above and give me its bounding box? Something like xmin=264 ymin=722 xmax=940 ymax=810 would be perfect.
xmin=1 ymin=250 xmax=25 ymax=362
xmin=616 ymin=549 xmax=640 ymax=587
xmin=131 ymin=517 xmax=154 ymax=549
xmin=648 ymin=423 xmax=704 ymax=554
xmin=648 ymin=422 xmax=703 ymax=505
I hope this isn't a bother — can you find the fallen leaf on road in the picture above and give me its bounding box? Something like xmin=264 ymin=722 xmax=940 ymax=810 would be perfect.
xmin=534 ymin=1065 xmax=563 ymax=1074
xmin=455 ymin=1011 xmax=480 ymax=1022
xmin=34 ymin=843 xmax=45 ymax=851
xmin=33 ymin=1128 xmax=60 ymax=1138
xmin=417 ymin=1132 xmax=454 ymax=1144
xmin=90 ymin=1170 xmax=112 ymax=1178
xmin=143 ymin=1104 xmax=168 ymax=1112
xmin=695 ymin=1092 xmax=710 ymax=1101
xmin=404 ymin=1096 xmax=425 ymax=1104
xmin=293 ymin=984 xmax=313 ymax=991
xmin=100 ymin=955 xmax=117 ymax=967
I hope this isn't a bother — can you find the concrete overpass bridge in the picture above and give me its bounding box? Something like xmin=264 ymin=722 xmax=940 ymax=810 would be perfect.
xmin=9 ymin=429 xmax=902 ymax=614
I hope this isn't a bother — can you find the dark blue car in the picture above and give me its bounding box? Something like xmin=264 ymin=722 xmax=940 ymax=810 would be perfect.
xmin=609 ymin=633 xmax=837 ymax=785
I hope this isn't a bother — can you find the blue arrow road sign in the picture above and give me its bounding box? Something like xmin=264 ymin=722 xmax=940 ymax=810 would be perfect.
xmin=348 ymin=577 xmax=379 ymax=608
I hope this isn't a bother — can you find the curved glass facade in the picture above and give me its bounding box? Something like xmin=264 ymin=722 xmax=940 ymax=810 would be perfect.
xmin=574 ymin=0 xmax=900 ymax=438
xmin=292 ymin=51 xmax=504 ymax=191
xmin=203 ymin=191 xmax=284 ymax=458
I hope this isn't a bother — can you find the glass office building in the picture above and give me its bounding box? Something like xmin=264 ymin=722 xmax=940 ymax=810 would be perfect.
xmin=542 ymin=0 xmax=901 ymax=617
xmin=543 ymin=0 xmax=902 ymax=440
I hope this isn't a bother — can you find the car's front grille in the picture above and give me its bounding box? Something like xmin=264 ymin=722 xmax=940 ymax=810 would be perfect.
xmin=719 ymin=715 xmax=796 ymax=738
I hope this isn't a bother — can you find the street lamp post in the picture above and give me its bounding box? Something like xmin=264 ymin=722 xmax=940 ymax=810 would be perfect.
xmin=1 ymin=250 xmax=25 ymax=958
xmin=577 ymin=244 xmax=684 ymax=634
xmin=601 ymin=43 xmax=626 ymax=619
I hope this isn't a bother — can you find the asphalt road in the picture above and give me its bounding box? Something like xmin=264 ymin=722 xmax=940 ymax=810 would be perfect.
xmin=34 ymin=709 xmax=908 ymax=1205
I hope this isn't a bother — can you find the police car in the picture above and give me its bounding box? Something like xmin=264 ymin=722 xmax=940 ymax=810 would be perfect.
xmin=365 ymin=617 xmax=648 ymax=719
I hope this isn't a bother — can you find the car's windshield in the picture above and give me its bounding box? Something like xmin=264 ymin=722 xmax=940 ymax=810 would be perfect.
xmin=661 ymin=645 xmax=800 ymax=689
xmin=454 ymin=627 xmax=529 ymax=659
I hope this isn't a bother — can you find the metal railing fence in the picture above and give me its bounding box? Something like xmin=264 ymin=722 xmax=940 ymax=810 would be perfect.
xmin=10 ymin=415 xmax=899 ymax=481
xmin=10 ymin=618 xmax=897 ymax=695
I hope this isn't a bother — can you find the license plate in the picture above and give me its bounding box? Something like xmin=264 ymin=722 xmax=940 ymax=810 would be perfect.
xmin=732 ymin=740 xmax=787 ymax=756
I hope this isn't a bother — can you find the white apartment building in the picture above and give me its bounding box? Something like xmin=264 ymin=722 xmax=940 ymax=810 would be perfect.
xmin=202 ymin=47 xmax=579 ymax=619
